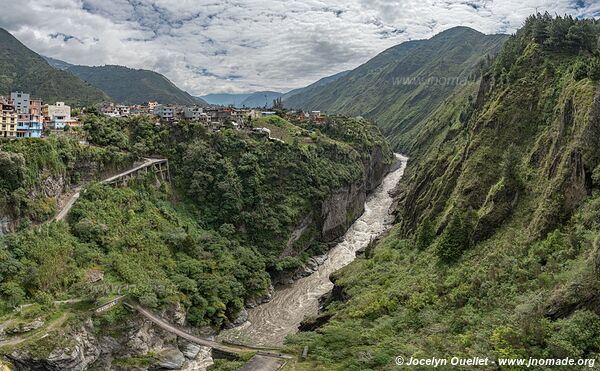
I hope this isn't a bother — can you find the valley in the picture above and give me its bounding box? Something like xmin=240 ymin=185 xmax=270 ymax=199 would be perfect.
xmin=0 ymin=8 xmax=599 ymax=371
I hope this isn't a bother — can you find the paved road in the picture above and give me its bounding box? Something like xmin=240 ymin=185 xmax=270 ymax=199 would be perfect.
xmin=53 ymin=158 xmax=165 ymax=222
xmin=54 ymin=187 xmax=81 ymax=221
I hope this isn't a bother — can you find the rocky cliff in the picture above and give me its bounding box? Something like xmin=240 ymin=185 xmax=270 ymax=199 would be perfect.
xmin=275 ymin=145 xmax=391 ymax=285
xmin=5 ymin=306 xmax=214 ymax=371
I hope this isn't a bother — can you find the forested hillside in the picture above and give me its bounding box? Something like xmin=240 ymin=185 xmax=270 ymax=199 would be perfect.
xmin=283 ymin=27 xmax=507 ymax=150
xmin=287 ymin=15 xmax=600 ymax=370
xmin=61 ymin=64 xmax=203 ymax=105
xmin=0 ymin=29 xmax=108 ymax=106
xmin=0 ymin=112 xmax=392 ymax=368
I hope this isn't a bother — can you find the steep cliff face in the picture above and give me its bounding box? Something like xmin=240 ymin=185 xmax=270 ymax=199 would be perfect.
xmin=5 ymin=307 xmax=214 ymax=371
xmin=286 ymin=16 xmax=600 ymax=370
xmin=275 ymin=145 xmax=391 ymax=284
xmin=320 ymin=145 xmax=390 ymax=242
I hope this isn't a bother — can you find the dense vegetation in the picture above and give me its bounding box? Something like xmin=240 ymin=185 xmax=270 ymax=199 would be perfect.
xmin=0 ymin=112 xmax=391 ymax=333
xmin=0 ymin=28 xmax=108 ymax=106
xmin=287 ymin=15 xmax=600 ymax=369
xmin=283 ymin=26 xmax=508 ymax=151
xmin=0 ymin=137 xmax=133 ymax=226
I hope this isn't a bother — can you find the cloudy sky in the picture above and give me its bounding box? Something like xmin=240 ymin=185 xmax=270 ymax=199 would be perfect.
xmin=1 ymin=0 xmax=598 ymax=95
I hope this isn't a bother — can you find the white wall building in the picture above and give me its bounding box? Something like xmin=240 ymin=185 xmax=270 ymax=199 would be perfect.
xmin=46 ymin=102 xmax=71 ymax=121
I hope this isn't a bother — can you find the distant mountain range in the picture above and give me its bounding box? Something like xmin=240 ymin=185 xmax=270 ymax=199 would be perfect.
xmin=282 ymin=26 xmax=508 ymax=150
xmin=0 ymin=28 xmax=108 ymax=106
xmin=44 ymin=57 xmax=205 ymax=106
xmin=200 ymin=91 xmax=283 ymax=108
xmin=200 ymin=71 xmax=350 ymax=108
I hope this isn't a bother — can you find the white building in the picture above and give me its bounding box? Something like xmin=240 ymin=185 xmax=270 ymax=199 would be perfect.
xmin=116 ymin=105 xmax=130 ymax=117
xmin=154 ymin=105 xmax=174 ymax=120
xmin=10 ymin=91 xmax=30 ymax=114
xmin=45 ymin=102 xmax=71 ymax=121
xmin=43 ymin=102 xmax=72 ymax=129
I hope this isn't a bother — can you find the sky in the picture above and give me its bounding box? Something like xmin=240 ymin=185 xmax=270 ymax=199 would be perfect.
xmin=0 ymin=1 xmax=599 ymax=96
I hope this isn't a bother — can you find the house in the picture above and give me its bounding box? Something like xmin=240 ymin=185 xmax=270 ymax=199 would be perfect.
xmin=10 ymin=91 xmax=30 ymax=114
xmin=0 ymin=98 xmax=17 ymax=139
xmin=13 ymin=95 xmax=43 ymax=138
xmin=116 ymin=105 xmax=130 ymax=117
xmin=183 ymin=106 xmax=203 ymax=120
xmin=153 ymin=104 xmax=174 ymax=120
xmin=43 ymin=102 xmax=73 ymax=129
xmin=16 ymin=112 xmax=43 ymax=138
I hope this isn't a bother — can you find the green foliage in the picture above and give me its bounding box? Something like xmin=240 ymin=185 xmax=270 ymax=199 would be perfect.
xmin=414 ymin=218 xmax=435 ymax=250
xmin=0 ymin=151 xmax=26 ymax=192
xmin=435 ymin=210 xmax=474 ymax=263
xmin=546 ymin=310 xmax=600 ymax=358
xmin=0 ymin=136 xmax=133 ymax=224
xmin=593 ymin=165 xmax=600 ymax=186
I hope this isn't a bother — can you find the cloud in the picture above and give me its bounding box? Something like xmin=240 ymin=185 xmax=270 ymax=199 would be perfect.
xmin=0 ymin=0 xmax=598 ymax=95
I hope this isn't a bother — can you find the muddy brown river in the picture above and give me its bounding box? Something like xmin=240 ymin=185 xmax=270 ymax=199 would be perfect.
xmin=218 ymin=154 xmax=408 ymax=347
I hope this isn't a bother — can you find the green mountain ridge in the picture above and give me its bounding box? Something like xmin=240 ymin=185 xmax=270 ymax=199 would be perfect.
xmin=61 ymin=63 xmax=204 ymax=106
xmin=0 ymin=28 xmax=108 ymax=106
xmin=287 ymin=15 xmax=600 ymax=370
xmin=284 ymin=26 xmax=508 ymax=150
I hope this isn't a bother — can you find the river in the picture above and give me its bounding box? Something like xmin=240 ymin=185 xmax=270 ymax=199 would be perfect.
xmin=218 ymin=154 xmax=408 ymax=347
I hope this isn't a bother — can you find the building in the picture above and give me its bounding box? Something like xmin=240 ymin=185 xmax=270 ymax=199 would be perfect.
xmin=183 ymin=106 xmax=205 ymax=121
xmin=14 ymin=96 xmax=44 ymax=138
xmin=10 ymin=91 xmax=30 ymax=114
xmin=0 ymin=98 xmax=17 ymax=139
xmin=43 ymin=102 xmax=71 ymax=128
xmin=154 ymin=104 xmax=174 ymax=120
xmin=147 ymin=101 xmax=159 ymax=111
xmin=116 ymin=105 xmax=130 ymax=117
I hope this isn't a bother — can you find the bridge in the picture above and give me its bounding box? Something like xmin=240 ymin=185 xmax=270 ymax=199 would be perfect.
xmin=102 ymin=158 xmax=170 ymax=187
xmin=54 ymin=158 xmax=169 ymax=222
xmin=122 ymin=302 xmax=290 ymax=369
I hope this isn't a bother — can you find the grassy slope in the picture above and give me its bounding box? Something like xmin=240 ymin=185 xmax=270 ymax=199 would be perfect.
xmin=287 ymin=19 xmax=600 ymax=370
xmin=0 ymin=29 xmax=108 ymax=106
xmin=283 ymin=27 xmax=508 ymax=151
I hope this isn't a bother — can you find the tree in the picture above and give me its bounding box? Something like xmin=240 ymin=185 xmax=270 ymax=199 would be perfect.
xmin=0 ymin=151 xmax=26 ymax=192
xmin=415 ymin=218 xmax=435 ymax=250
xmin=436 ymin=210 xmax=474 ymax=263
xmin=588 ymin=58 xmax=600 ymax=81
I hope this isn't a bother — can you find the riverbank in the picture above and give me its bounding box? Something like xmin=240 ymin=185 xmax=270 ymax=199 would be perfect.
xmin=218 ymin=154 xmax=408 ymax=348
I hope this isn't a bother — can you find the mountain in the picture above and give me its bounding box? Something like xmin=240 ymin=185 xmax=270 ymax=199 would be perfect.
xmin=240 ymin=91 xmax=283 ymax=108
xmin=287 ymin=15 xmax=600 ymax=369
xmin=200 ymin=91 xmax=283 ymax=108
xmin=199 ymin=93 xmax=253 ymax=106
xmin=0 ymin=28 xmax=108 ymax=106
xmin=281 ymin=70 xmax=350 ymax=100
xmin=283 ymin=27 xmax=508 ymax=150
xmin=199 ymin=71 xmax=349 ymax=108
xmin=48 ymin=62 xmax=205 ymax=105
